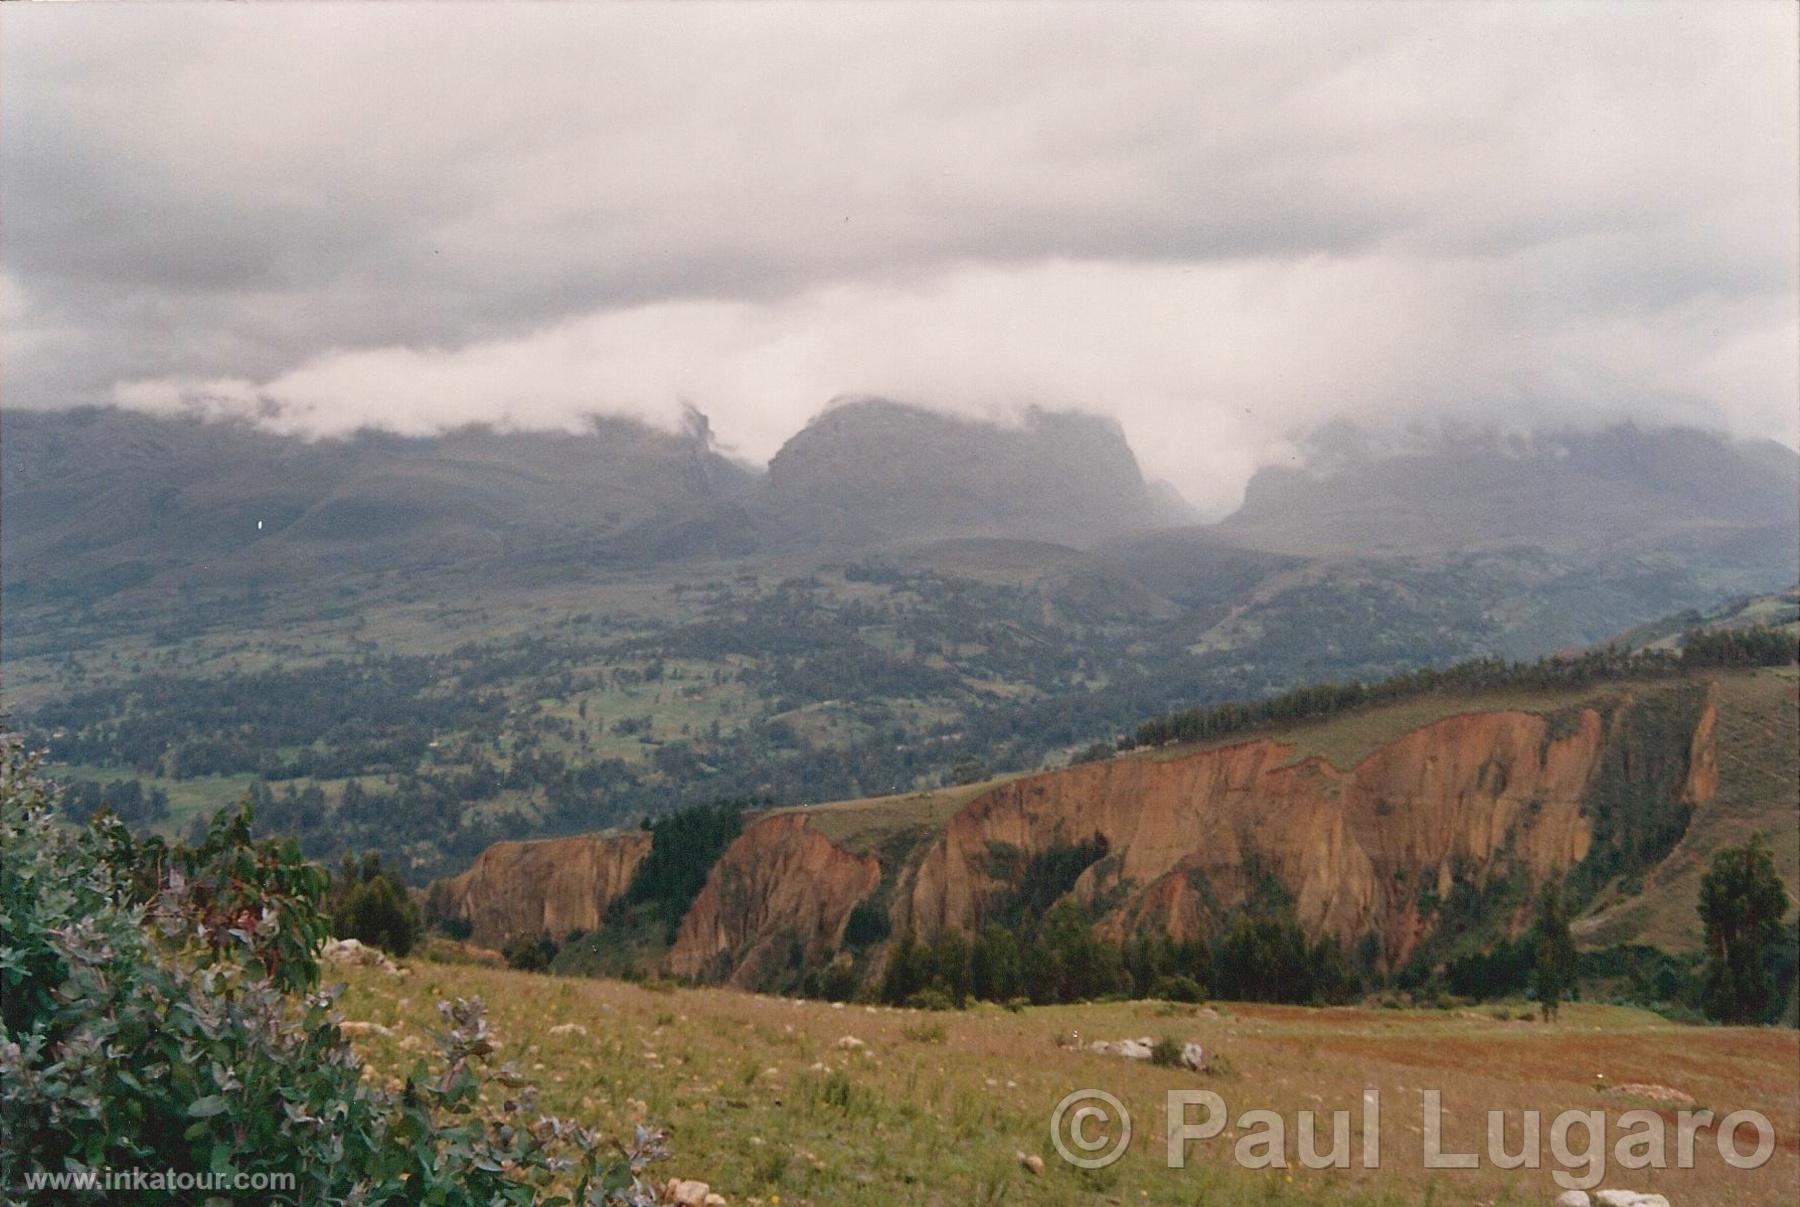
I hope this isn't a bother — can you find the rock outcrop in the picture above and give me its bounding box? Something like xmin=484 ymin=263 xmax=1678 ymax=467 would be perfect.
xmin=893 ymin=690 xmax=1713 ymax=966
xmin=668 ymin=811 xmax=880 ymax=986
xmin=427 ymin=831 xmax=651 ymax=948
xmin=429 ymin=683 xmax=1716 ymax=981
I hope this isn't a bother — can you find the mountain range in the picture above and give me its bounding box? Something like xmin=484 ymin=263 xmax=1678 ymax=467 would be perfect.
xmin=5 ymin=399 xmax=1795 ymax=612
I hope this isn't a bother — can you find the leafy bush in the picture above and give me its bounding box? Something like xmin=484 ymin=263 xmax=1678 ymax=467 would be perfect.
xmin=506 ymin=932 xmax=561 ymax=972
xmin=900 ymin=1020 xmax=947 ymax=1043
xmin=842 ymin=899 xmax=891 ymax=948
xmin=0 ymin=738 xmax=669 ymax=1204
xmin=1149 ymin=1037 xmax=1185 ymax=1068
xmin=903 ymin=987 xmax=958 ymax=1012
xmin=1150 ymin=974 xmax=1206 ymax=1003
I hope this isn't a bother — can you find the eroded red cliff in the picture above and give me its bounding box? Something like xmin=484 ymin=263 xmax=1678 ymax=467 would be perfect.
xmin=429 ymin=831 xmax=651 ymax=949
xmin=668 ymin=811 xmax=881 ymax=986
xmin=892 ymin=696 xmax=1709 ymax=965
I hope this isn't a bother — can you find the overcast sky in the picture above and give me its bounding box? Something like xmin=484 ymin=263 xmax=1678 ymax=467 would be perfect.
xmin=3 ymin=2 xmax=1795 ymax=513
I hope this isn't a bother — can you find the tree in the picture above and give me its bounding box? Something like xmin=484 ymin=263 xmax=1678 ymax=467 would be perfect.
xmin=328 ymin=851 xmax=423 ymax=956
xmin=1699 ymin=833 xmax=1791 ymax=1024
xmin=971 ymin=924 xmax=1025 ymax=1002
xmin=950 ymin=753 xmax=986 ymax=786
xmin=1532 ymin=879 xmax=1577 ymax=1021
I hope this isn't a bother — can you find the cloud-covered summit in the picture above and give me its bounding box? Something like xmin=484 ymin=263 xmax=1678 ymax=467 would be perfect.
xmin=3 ymin=2 xmax=1794 ymax=513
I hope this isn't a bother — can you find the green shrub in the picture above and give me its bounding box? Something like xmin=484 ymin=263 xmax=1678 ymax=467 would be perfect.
xmin=1149 ymin=1037 xmax=1185 ymax=1068
xmin=843 ymin=899 xmax=891 ymax=948
xmin=0 ymin=738 xmax=669 ymax=1205
xmin=904 ymin=987 xmax=958 ymax=1012
xmin=1150 ymin=974 xmax=1206 ymax=1003
xmin=900 ymin=1020 xmax=947 ymax=1043
xmin=505 ymin=932 xmax=561 ymax=972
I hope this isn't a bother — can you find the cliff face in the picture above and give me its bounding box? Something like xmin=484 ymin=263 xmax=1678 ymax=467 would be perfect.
xmin=428 ymin=831 xmax=651 ymax=949
xmin=668 ymin=812 xmax=881 ymax=986
xmin=893 ymin=692 xmax=1713 ymax=965
xmin=429 ymin=684 xmax=1716 ymax=981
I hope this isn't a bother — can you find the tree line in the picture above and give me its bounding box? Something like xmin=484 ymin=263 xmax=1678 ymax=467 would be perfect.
xmin=1130 ymin=626 xmax=1796 ymax=750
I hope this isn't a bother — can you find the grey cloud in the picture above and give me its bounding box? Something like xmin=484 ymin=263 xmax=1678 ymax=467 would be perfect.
xmin=1 ymin=1 xmax=1794 ymax=509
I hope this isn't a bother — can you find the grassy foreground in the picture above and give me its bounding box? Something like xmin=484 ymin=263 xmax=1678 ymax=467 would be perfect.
xmin=336 ymin=958 xmax=1798 ymax=1206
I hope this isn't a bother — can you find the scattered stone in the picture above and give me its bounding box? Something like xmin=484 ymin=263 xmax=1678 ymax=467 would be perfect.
xmin=703 ymin=1195 xmax=727 ymax=1206
xmin=548 ymin=1023 xmax=588 ymax=1038
xmin=338 ymin=1020 xmax=394 ymax=1039
xmin=1609 ymin=1083 xmax=1694 ymax=1106
xmin=1180 ymin=1042 xmax=1206 ymax=1071
xmin=667 ymin=1178 xmax=712 ymax=1206
xmin=1088 ymin=1036 xmax=1155 ymax=1060
xmin=1555 ymin=1192 xmax=1591 ymax=1207
xmin=836 ymin=1035 xmax=866 ymax=1051
xmin=1593 ymin=1193 xmax=1669 ymax=1207
xmin=1016 ymin=1151 xmax=1045 ymax=1176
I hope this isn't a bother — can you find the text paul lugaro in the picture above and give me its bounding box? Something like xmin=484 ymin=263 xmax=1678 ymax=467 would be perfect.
xmin=1162 ymin=1089 xmax=1775 ymax=1190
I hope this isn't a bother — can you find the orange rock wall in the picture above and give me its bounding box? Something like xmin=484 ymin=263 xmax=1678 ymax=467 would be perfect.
xmin=431 ymin=831 xmax=651 ymax=949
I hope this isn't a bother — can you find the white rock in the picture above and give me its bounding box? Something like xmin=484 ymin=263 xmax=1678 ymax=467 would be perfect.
xmin=668 ymin=1178 xmax=711 ymax=1206
xmin=1594 ymin=1192 xmax=1669 ymax=1207
xmin=548 ymin=1023 xmax=588 ymax=1037
xmin=835 ymin=1035 xmax=866 ymax=1050
xmin=321 ymin=937 xmax=401 ymax=974
xmin=1555 ymin=1192 xmax=1592 ymax=1207
xmin=1016 ymin=1151 xmax=1045 ymax=1175
xmin=1180 ymin=1041 xmax=1206 ymax=1071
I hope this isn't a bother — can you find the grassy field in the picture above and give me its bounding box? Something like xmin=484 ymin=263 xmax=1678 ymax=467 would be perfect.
xmin=1139 ymin=680 xmax=1638 ymax=773
xmin=336 ymin=957 xmax=1799 ymax=1206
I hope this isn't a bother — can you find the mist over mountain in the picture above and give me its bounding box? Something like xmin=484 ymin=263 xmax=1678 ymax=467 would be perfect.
xmin=5 ymin=404 xmax=1795 ymax=616
xmin=1220 ymin=422 xmax=1800 ymax=562
xmin=765 ymin=397 xmax=1196 ymax=545
xmin=0 ymin=406 xmax=761 ymax=602
xmin=1 ymin=400 xmax=1198 ymax=601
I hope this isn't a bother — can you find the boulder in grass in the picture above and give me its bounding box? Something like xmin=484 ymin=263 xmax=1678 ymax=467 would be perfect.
xmin=1089 ymin=1036 xmax=1155 ymax=1060
xmin=321 ymin=937 xmax=401 ymax=975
